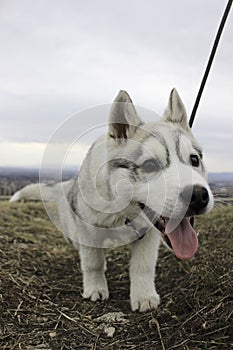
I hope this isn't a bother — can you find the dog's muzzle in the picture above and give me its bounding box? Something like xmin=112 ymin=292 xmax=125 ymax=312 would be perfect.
xmin=125 ymin=184 xmax=211 ymax=260
xmin=125 ymin=202 xmax=199 ymax=260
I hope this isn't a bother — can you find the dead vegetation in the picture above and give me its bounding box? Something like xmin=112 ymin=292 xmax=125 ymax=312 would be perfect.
xmin=0 ymin=200 xmax=232 ymax=349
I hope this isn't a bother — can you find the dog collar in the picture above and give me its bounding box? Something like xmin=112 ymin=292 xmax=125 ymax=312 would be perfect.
xmin=125 ymin=217 xmax=148 ymax=240
xmin=125 ymin=202 xmax=159 ymax=240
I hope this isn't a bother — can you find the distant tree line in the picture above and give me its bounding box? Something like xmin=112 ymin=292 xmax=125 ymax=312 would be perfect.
xmin=0 ymin=177 xmax=39 ymax=196
xmin=0 ymin=169 xmax=76 ymax=196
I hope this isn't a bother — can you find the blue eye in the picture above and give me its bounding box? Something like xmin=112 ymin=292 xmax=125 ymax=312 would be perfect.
xmin=141 ymin=159 xmax=161 ymax=173
xmin=190 ymin=154 xmax=200 ymax=167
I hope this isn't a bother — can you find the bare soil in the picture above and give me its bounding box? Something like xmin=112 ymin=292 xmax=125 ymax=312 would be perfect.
xmin=0 ymin=200 xmax=232 ymax=349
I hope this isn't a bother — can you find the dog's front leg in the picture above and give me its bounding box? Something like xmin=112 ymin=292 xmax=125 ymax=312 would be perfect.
xmin=79 ymin=246 xmax=109 ymax=301
xmin=130 ymin=230 xmax=160 ymax=312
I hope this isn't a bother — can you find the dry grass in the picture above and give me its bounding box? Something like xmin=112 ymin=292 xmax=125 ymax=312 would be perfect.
xmin=0 ymin=200 xmax=232 ymax=349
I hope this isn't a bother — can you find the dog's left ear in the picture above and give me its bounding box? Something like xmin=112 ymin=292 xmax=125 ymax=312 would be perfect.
xmin=108 ymin=90 xmax=142 ymax=141
xmin=163 ymin=88 xmax=189 ymax=130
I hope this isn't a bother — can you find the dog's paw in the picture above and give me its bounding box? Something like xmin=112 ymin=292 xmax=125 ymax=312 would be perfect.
xmin=131 ymin=291 xmax=160 ymax=312
xmin=83 ymin=287 xmax=109 ymax=302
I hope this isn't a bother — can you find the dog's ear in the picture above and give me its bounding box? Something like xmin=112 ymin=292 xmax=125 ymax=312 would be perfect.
xmin=108 ymin=90 xmax=142 ymax=141
xmin=163 ymin=88 xmax=189 ymax=130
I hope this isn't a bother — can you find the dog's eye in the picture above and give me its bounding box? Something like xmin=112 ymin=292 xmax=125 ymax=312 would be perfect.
xmin=141 ymin=158 xmax=161 ymax=173
xmin=190 ymin=154 xmax=200 ymax=167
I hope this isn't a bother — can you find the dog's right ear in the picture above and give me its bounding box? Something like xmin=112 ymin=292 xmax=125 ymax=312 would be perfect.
xmin=108 ymin=90 xmax=142 ymax=141
xmin=163 ymin=88 xmax=189 ymax=130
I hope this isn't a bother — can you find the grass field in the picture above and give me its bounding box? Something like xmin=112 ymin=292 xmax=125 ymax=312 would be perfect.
xmin=0 ymin=200 xmax=232 ymax=349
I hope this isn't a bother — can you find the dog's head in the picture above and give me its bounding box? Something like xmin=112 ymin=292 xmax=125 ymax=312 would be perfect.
xmin=107 ymin=89 xmax=214 ymax=259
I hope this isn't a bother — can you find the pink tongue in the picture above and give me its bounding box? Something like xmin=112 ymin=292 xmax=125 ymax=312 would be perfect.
xmin=165 ymin=218 xmax=198 ymax=260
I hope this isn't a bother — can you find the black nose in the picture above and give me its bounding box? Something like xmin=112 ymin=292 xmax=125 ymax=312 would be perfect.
xmin=181 ymin=185 xmax=209 ymax=215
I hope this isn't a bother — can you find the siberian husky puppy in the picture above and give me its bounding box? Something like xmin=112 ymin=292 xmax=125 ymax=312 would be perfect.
xmin=10 ymin=89 xmax=214 ymax=312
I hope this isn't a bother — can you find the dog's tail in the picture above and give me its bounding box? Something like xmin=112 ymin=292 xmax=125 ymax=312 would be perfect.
xmin=9 ymin=180 xmax=72 ymax=203
xmin=10 ymin=183 xmax=43 ymax=202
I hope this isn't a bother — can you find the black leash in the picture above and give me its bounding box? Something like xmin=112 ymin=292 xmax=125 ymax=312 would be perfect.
xmin=189 ymin=0 xmax=232 ymax=128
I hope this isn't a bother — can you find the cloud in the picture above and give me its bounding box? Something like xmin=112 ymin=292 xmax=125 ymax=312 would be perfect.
xmin=0 ymin=141 xmax=90 ymax=168
xmin=0 ymin=0 xmax=232 ymax=171
xmin=0 ymin=142 xmax=46 ymax=167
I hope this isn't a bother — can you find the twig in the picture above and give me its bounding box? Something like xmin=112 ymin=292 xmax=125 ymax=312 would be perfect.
xmin=170 ymin=339 xmax=190 ymax=349
xmin=92 ymin=332 xmax=101 ymax=350
xmin=180 ymin=305 xmax=209 ymax=328
xmin=14 ymin=300 xmax=24 ymax=317
xmin=58 ymin=310 xmax=96 ymax=336
xmin=150 ymin=317 xmax=166 ymax=350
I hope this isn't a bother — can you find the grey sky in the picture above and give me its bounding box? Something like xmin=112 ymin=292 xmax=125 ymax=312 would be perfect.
xmin=0 ymin=0 xmax=232 ymax=171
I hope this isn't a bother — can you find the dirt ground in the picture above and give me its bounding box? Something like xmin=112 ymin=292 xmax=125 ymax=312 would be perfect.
xmin=0 ymin=200 xmax=232 ymax=350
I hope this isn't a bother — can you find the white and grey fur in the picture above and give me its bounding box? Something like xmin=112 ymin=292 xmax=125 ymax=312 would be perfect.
xmin=10 ymin=89 xmax=214 ymax=312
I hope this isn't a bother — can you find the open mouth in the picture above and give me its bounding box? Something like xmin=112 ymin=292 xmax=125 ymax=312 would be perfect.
xmin=139 ymin=203 xmax=198 ymax=260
